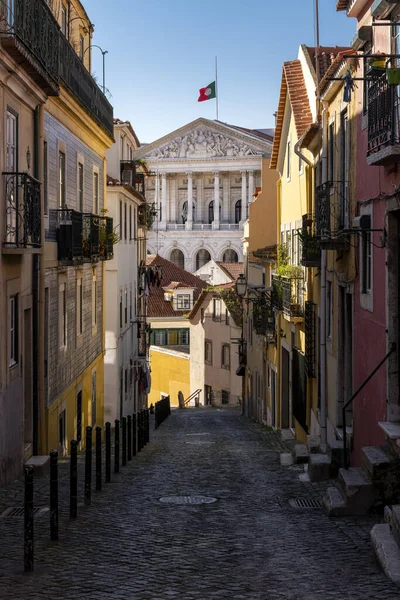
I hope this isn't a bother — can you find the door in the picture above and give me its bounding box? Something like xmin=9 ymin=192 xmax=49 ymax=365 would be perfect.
xmin=281 ymin=347 xmax=290 ymax=429
xmin=6 ymin=110 xmax=17 ymax=243
xmin=23 ymin=309 xmax=33 ymax=455
xmin=205 ymin=385 xmax=212 ymax=406
xmin=271 ymin=370 xmax=276 ymax=427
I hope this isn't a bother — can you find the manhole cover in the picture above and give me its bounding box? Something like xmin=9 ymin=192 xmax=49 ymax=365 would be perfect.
xmin=159 ymin=495 xmax=217 ymax=505
xmin=0 ymin=506 xmax=49 ymax=518
xmin=288 ymin=498 xmax=322 ymax=509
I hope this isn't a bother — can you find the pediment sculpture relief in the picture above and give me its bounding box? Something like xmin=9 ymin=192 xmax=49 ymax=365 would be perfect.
xmin=147 ymin=129 xmax=261 ymax=159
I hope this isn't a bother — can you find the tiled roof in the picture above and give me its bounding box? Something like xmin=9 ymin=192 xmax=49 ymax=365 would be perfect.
xmin=215 ymin=262 xmax=244 ymax=281
xmin=163 ymin=282 xmax=194 ymax=290
xmin=304 ymin=46 xmax=351 ymax=82
xmin=219 ymin=123 xmax=274 ymax=143
xmin=271 ymin=60 xmax=313 ymax=170
xmin=146 ymin=255 xmax=207 ymax=318
xmin=336 ymin=0 xmax=349 ymax=10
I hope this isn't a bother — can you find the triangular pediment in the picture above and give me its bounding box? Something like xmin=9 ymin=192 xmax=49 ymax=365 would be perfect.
xmin=134 ymin=118 xmax=272 ymax=161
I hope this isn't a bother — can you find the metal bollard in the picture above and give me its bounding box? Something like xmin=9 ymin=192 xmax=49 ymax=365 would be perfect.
xmin=122 ymin=417 xmax=127 ymax=467
xmin=70 ymin=440 xmax=78 ymax=518
xmin=137 ymin=411 xmax=142 ymax=453
xmin=24 ymin=465 xmax=34 ymax=572
xmin=96 ymin=426 xmax=102 ymax=491
xmin=105 ymin=422 xmax=111 ymax=483
xmin=147 ymin=408 xmax=150 ymax=444
xmin=127 ymin=415 xmax=132 ymax=461
xmin=50 ymin=450 xmax=58 ymax=541
xmin=84 ymin=426 xmax=92 ymax=506
xmin=132 ymin=413 xmax=137 ymax=457
xmin=114 ymin=419 xmax=120 ymax=473
xmin=155 ymin=401 xmax=159 ymax=429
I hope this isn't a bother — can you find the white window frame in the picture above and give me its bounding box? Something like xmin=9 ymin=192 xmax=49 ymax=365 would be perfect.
xmin=360 ymin=205 xmax=373 ymax=312
xmin=176 ymin=294 xmax=190 ymax=309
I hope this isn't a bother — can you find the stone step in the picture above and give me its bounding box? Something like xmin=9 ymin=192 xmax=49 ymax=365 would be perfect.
xmin=322 ymin=486 xmax=348 ymax=517
xmin=371 ymin=524 xmax=400 ymax=585
xmin=338 ymin=467 xmax=375 ymax=514
xmin=362 ymin=446 xmax=391 ymax=479
xmin=294 ymin=443 xmax=309 ymax=464
xmin=281 ymin=429 xmax=295 ymax=441
xmin=306 ymin=435 xmax=321 ymax=454
xmin=308 ymin=454 xmax=331 ymax=482
xmin=24 ymin=455 xmax=50 ymax=478
xmin=329 ymin=440 xmax=345 ymax=474
xmin=378 ymin=421 xmax=400 ymax=440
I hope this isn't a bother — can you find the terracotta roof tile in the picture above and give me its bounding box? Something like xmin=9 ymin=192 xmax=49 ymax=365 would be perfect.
xmin=215 ymin=262 xmax=244 ymax=281
xmin=305 ymin=46 xmax=352 ymax=82
xmin=145 ymin=255 xmax=207 ymax=318
xmin=336 ymin=0 xmax=349 ymax=11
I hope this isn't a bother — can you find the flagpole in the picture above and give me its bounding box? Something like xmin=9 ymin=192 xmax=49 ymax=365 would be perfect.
xmin=215 ymin=55 xmax=219 ymax=121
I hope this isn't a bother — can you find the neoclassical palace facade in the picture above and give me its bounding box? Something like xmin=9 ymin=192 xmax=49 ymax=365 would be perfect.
xmin=134 ymin=118 xmax=273 ymax=272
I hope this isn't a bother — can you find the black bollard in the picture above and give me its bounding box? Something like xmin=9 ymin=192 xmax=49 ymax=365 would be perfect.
xmin=155 ymin=401 xmax=159 ymax=429
xmin=105 ymin=422 xmax=111 ymax=483
xmin=96 ymin=426 xmax=102 ymax=491
xmin=144 ymin=409 xmax=148 ymax=445
xmin=84 ymin=426 xmax=92 ymax=505
xmin=50 ymin=450 xmax=58 ymax=541
xmin=137 ymin=411 xmax=141 ymax=452
xmin=132 ymin=413 xmax=137 ymax=457
xmin=122 ymin=417 xmax=127 ymax=467
xmin=147 ymin=408 xmax=150 ymax=444
xmin=24 ymin=465 xmax=34 ymax=572
xmin=114 ymin=419 xmax=120 ymax=473
xmin=127 ymin=415 xmax=132 ymax=461
xmin=70 ymin=440 xmax=78 ymax=518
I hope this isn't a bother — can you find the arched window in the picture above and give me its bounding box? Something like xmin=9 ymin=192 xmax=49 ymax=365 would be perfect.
xmin=170 ymin=249 xmax=185 ymax=269
xmin=223 ymin=249 xmax=238 ymax=263
xmin=235 ymin=200 xmax=242 ymax=224
xmin=208 ymin=201 xmax=221 ymax=224
xmin=196 ymin=249 xmax=211 ymax=270
xmin=181 ymin=201 xmax=196 ymax=224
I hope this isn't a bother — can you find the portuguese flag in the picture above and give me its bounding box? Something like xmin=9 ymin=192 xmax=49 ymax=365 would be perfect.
xmin=198 ymin=81 xmax=216 ymax=102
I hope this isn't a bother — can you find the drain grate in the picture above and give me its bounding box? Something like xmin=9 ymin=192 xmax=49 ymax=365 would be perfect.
xmin=185 ymin=441 xmax=215 ymax=445
xmin=0 ymin=506 xmax=49 ymax=518
xmin=288 ymin=498 xmax=322 ymax=509
xmin=159 ymin=495 xmax=217 ymax=505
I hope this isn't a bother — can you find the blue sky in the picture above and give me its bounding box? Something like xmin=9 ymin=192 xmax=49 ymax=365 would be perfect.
xmin=82 ymin=0 xmax=356 ymax=144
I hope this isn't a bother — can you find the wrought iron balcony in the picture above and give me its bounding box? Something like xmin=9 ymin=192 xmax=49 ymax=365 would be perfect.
xmin=272 ymin=274 xmax=304 ymax=319
xmin=300 ymin=214 xmax=321 ymax=267
xmin=82 ymin=213 xmax=100 ymax=260
xmin=3 ymin=172 xmax=41 ymax=250
xmin=56 ymin=209 xmax=83 ymax=262
xmin=99 ymin=216 xmax=114 ymax=260
xmin=367 ymin=72 xmax=400 ymax=166
xmin=0 ymin=0 xmax=60 ymax=95
xmin=120 ymin=162 xmax=146 ymax=196
xmin=59 ymin=34 xmax=113 ymax=137
xmin=315 ymin=182 xmax=350 ymax=247
xmin=252 ymin=297 xmax=275 ymax=337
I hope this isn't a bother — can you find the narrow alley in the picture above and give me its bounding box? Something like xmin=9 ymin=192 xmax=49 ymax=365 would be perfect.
xmin=0 ymin=408 xmax=397 ymax=600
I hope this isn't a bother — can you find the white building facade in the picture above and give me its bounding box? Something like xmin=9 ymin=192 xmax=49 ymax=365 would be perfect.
xmin=104 ymin=120 xmax=147 ymax=422
xmin=134 ymin=118 xmax=273 ymax=273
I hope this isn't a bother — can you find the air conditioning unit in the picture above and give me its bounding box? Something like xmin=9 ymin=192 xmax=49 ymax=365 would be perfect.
xmin=164 ymin=292 xmax=172 ymax=302
xmin=372 ymin=0 xmax=400 ymax=19
xmin=351 ymin=26 xmax=373 ymax=51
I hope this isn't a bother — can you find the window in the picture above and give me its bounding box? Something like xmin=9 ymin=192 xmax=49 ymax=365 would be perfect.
xmin=225 ymin=309 xmax=230 ymax=325
xmin=223 ymin=249 xmax=238 ymax=262
xmin=59 ymin=151 xmax=66 ymax=208
xmin=77 ymin=276 xmax=83 ymax=336
xmin=6 ymin=109 xmax=17 ymax=172
xmin=170 ymin=249 xmax=184 ymax=269
xmin=205 ymin=340 xmax=213 ymax=364
xmin=328 ymin=122 xmax=334 ymax=182
xmin=176 ymin=294 xmax=190 ymax=309
xmin=339 ymin=110 xmax=349 ymax=228
xmin=213 ymin=298 xmax=221 ymax=321
xmin=78 ymin=162 xmax=84 ymax=212
xmin=92 ymin=272 xmax=97 ymax=328
xmin=44 ymin=141 xmax=48 ymax=215
xmin=129 ymin=205 xmax=132 ymax=241
xmin=221 ymin=344 xmax=230 ymax=369
xmin=125 ymin=289 xmax=128 ymax=324
xmin=327 ymin=280 xmax=333 ymax=340
xmin=93 ymin=171 xmax=99 ymax=214
xmin=196 ymin=249 xmax=211 ymax=270
xmin=286 ymin=140 xmax=291 ymax=179
xmin=221 ymin=390 xmax=229 ymax=405
xmin=235 ymin=200 xmax=242 ymax=224
xmin=9 ymin=295 xmax=18 ymax=366
xmin=361 ymin=231 xmax=372 ymax=294
xmin=61 ymin=4 xmax=67 ymax=36
xmin=179 ymin=330 xmax=189 ymax=345
xmin=59 ymin=283 xmax=67 ymax=348
xmin=79 ymin=34 xmax=84 ymax=59
xmin=119 ymin=200 xmax=123 ymax=238
xmin=124 ymin=203 xmax=127 ymax=240
xmin=208 ymin=201 xmax=214 ymax=224
xmin=154 ymin=330 xmax=166 ymax=345
xmin=91 ymin=371 xmax=97 ymax=427
xmin=120 ymin=290 xmax=123 ymax=328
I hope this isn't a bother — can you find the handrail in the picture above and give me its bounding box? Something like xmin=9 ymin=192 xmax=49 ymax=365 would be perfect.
xmin=342 ymin=343 xmax=396 ymax=469
xmin=184 ymin=389 xmax=202 ymax=406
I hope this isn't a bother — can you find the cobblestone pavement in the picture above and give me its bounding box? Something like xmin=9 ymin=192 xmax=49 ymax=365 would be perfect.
xmin=0 ymin=408 xmax=399 ymax=600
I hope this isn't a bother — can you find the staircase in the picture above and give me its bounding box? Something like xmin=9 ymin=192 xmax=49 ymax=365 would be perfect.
xmin=371 ymin=504 xmax=400 ymax=585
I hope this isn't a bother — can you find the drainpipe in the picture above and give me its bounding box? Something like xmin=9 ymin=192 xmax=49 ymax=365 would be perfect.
xmin=319 ymin=102 xmax=329 ymax=445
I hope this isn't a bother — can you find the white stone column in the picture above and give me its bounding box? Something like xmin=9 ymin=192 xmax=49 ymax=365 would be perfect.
xmin=213 ymin=171 xmax=220 ymax=229
xmin=186 ymin=172 xmax=193 ymax=230
xmin=170 ymin=175 xmax=177 ymax=223
xmin=248 ymin=170 xmax=254 ymax=207
xmin=160 ymin=172 xmax=167 ymax=230
xmin=241 ymin=170 xmax=247 ymax=223
xmin=197 ymin=174 xmax=203 ymax=224
xmin=223 ymin=174 xmax=229 ymax=222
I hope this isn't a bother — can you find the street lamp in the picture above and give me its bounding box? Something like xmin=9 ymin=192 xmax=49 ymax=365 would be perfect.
xmin=235 ymin=273 xmax=247 ymax=298
xmin=84 ymin=45 xmax=108 ymax=95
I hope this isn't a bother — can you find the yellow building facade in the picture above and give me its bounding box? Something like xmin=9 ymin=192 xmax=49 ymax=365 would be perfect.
xmin=148 ymin=347 xmax=190 ymax=408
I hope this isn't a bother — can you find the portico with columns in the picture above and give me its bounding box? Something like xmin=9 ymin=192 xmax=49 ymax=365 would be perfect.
xmin=134 ymin=118 xmax=273 ymax=273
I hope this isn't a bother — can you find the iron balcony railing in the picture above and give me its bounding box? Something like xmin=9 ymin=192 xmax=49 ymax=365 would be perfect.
xmin=57 ymin=209 xmax=83 ymax=261
xmin=300 ymin=213 xmax=321 ymax=267
xmin=120 ymin=162 xmax=146 ymax=196
xmin=315 ymin=181 xmax=350 ymax=239
xmin=0 ymin=0 xmax=60 ymax=95
xmin=272 ymin=274 xmax=304 ymax=318
xmin=57 ymin=211 xmax=114 ymax=262
xmin=59 ymin=34 xmax=113 ymax=137
xmin=82 ymin=213 xmax=100 ymax=259
xmin=367 ymin=71 xmax=398 ymax=157
xmin=3 ymin=172 xmax=41 ymax=248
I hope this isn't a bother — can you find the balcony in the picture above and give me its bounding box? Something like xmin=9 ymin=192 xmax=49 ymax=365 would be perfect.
xmin=57 ymin=211 xmax=113 ymax=263
xmin=120 ymin=161 xmax=145 ymax=196
xmin=272 ymin=274 xmax=304 ymax=319
xmin=59 ymin=34 xmax=113 ymax=138
xmin=0 ymin=0 xmax=60 ymax=95
xmin=253 ymin=297 xmax=276 ymax=342
xmin=57 ymin=209 xmax=83 ymax=262
xmin=315 ymin=181 xmax=350 ymax=248
xmin=367 ymin=72 xmax=400 ymax=166
xmin=3 ymin=172 xmax=41 ymax=251
xmin=300 ymin=214 xmax=321 ymax=267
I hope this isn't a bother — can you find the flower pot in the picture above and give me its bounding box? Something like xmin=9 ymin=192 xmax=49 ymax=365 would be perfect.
xmin=387 ymin=68 xmax=400 ymax=85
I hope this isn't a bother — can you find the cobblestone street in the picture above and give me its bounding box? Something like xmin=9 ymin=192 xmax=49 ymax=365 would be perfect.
xmin=0 ymin=408 xmax=399 ymax=600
